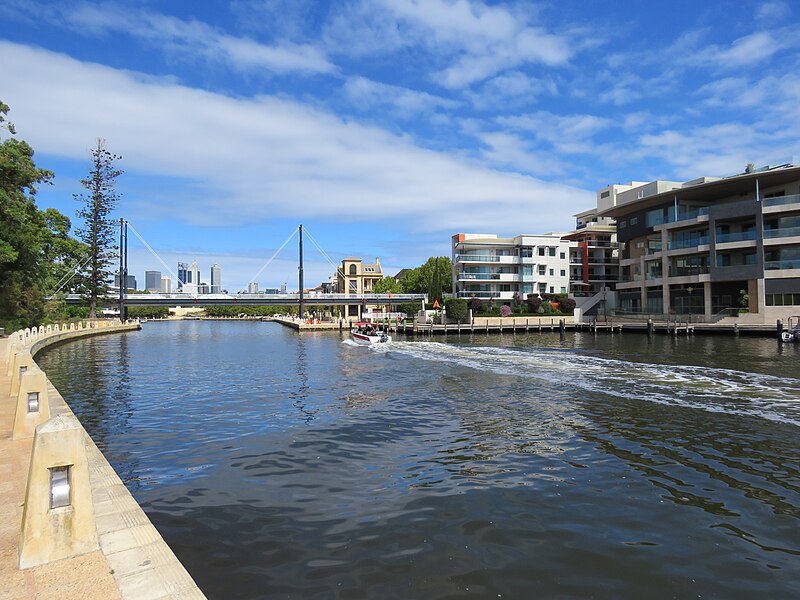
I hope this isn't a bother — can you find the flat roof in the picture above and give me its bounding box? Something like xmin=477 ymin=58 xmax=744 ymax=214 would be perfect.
xmin=598 ymin=165 xmax=800 ymax=218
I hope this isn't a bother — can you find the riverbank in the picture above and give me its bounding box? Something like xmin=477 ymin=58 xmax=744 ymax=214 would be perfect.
xmin=1 ymin=321 xmax=205 ymax=600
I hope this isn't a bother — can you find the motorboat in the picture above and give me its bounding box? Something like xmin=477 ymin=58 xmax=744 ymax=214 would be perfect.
xmin=781 ymin=316 xmax=800 ymax=343
xmin=351 ymin=322 xmax=391 ymax=345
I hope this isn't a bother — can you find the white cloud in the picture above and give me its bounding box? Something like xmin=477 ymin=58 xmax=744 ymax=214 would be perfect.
xmin=11 ymin=1 xmax=336 ymax=76
xmin=1 ymin=42 xmax=591 ymax=237
xmin=324 ymin=0 xmax=574 ymax=88
xmin=342 ymin=77 xmax=460 ymax=117
xmin=756 ymin=1 xmax=792 ymax=22
xmin=497 ymin=111 xmax=612 ymax=155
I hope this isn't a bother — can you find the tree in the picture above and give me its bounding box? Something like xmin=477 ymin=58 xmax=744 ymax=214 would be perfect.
xmin=399 ymin=256 xmax=452 ymax=299
xmin=75 ymin=139 xmax=123 ymax=318
xmin=374 ymin=276 xmax=403 ymax=294
xmin=444 ymin=298 xmax=468 ymax=322
xmin=0 ymin=100 xmax=56 ymax=329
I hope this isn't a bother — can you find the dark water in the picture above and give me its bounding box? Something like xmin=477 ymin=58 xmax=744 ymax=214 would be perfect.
xmin=37 ymin=321 xmax=800 ymax=599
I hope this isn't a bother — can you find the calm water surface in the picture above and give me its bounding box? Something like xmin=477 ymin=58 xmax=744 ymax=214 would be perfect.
xmin=37 ymin=321 xmax=800 ymax=599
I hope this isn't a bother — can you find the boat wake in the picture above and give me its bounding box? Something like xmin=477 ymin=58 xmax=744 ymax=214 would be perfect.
xmin=372 ymin=342 xmax=800 ymax=427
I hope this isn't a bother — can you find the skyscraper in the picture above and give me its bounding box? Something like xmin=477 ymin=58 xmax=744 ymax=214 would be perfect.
xmin=145 ymin=270 xmax=161 ymax=292
xmin=160 ymin=275 xmax=172 ymax=293
xmin=189 ymin=261 xmax=200 ymax=288
xmin=177 ymin=262 xmax=188 ymax=290
xmin=211 ymin=263 xmax=221 ymax=294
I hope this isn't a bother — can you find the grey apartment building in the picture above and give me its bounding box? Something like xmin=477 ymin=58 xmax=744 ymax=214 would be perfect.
xmin=601 ymin=163 xmax=800 ymax=322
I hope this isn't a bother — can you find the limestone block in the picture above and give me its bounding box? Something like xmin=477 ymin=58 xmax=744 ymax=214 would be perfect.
xmin=6 ymin=340 xmax=21 ymax=376
xmin=18 ymin=414 xmax=99 ymax=569
xmin=10 ymin=351 xmax=34 ymax=397
xmin=13 ymin=366 xmax=51 ymax=440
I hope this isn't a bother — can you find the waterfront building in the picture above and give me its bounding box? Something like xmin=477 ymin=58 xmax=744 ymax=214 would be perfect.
xmin=451 ymin=233 xmax=572 ymax=301
xmin=177 ymin=262 xmax=188 ymax=290
xmin=198 ymin=282 xmax=210 ymax=294
xmin=160 ymin=275 xmax=172 ymax=293
xmin=210 ymin=264 xmax=221 ymax=294
xmin=335 ymin=257 xmax=384 ymax=317
xmin=145 ymin=270 xmax=161 ymax=292
xmin=599 ymin=161 xmax=800 ymax=322
xmin=248 ymin=282 xmax=259 ymax=294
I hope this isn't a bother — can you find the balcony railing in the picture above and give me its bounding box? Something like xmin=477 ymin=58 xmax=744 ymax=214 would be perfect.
xmin=763 ymin=193 xmax=800 ymax=207
xmin=668 ymin=266 xmax=710 ymax=277
xmin=455 ymin=254 xmax=501 ymax=262
xmin=716 ymin=231 xmax=756 ymax=243
xmin=765 ymin=259 xmax=800 ymax=270
xmin=764 ymin=226 xmax=800 ymax=239
xmin=675 ymin=207 xmax=709 ymax=221
xmin=459 ymin=273 xmax=518 ymax=281
xmin=668 ymin=236 xmax=709 ymax=250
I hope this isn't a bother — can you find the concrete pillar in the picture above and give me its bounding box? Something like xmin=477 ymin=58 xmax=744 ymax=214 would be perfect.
xmin=10 ymin=351 xmax=34 ymax=397
xmin=703 ymin=281 xmax=713 ymax=320
xmin=13 ymin=366 xmax=51 ymax=440
xmin=18 ymin=414 xmax=99 ymax=569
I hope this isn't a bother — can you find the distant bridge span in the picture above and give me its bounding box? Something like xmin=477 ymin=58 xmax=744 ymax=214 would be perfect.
xmin=61 ymin=293 xmax=427 ymax=308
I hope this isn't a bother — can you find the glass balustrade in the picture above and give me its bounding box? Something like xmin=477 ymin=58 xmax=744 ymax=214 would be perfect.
xmin=716 ymin=231 xmax=756 ymax=243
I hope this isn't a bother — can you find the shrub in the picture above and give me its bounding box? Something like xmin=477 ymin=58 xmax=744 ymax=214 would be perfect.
xmin=127 ymin=306 xmax=169 ymax=319
xmin=559 ymin=297 xmax=576 ymax=313
xmin=468 ymin=296 xmax=482 ymax=314
xmin=526 ymin=294 xmax=542 ymax=313
xmin=500 ymin=305 xmax=512 ymax=317
xmin=445 ymin=298 xmax=468 ymax=322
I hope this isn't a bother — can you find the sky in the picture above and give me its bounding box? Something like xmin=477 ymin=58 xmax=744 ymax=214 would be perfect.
xmin=2 ymin=0 xmax=799 ymax=292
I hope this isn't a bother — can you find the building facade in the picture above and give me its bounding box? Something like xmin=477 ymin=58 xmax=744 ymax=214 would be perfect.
xmin=145 ymin=270 xmax=161 ymax=292
xmin=336 ymin=257 xmax=383 ymax=295
xmin=210 ymin=264 xmax=221 ymax=294
xmin=451 ymin=233 xmax=572 ymax=301
xmin=601 ymin=163 xmax=800 ymax=321
xmin=177 ymin=262 xmax=188 ymax=291
xmin=160 ymin=275 xmax=172 ymax=293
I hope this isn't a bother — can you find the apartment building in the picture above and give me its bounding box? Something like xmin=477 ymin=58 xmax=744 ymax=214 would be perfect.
xmin=562 ymin=204 xmax=619 ymax=297
xmin=451 ymin=233 xmax=572 ymax=301
xmin=599 ymin=162 xmax=800 ymax=321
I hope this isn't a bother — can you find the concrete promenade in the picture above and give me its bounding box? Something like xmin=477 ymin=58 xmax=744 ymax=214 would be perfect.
xmin=1 ymin=322 xmax=206 ymax=600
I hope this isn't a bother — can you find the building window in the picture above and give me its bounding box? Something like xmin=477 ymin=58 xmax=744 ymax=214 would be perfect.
xmin=561 ymin=287 xmax=567 ymax=293
xmin=549 ymin=269 xmax=554 ymax=276
xmin=560 ymin=270 xmax=566 ymax=276
xmin=549 ymin=248 xmax=556 ymax=256
xmin=538 ymin=247 xmax=545 ymax=256
xmin=601 ymin=190 xmax=610 ymax=198
xmin=630 ymin=217 xmax=639 ymax=225
xmin=538 ymin=266 xmax=546 ymax=275
xmin=549 ymin=286 xmax=554 ymax=294
xmin=619 ymin=221 xmax=627 ymax=229
xmin=349 ymin=264 xmax=357 ymax=275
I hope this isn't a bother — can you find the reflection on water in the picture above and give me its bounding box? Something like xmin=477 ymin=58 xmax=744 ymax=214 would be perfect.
xmin=37 ymin=322 xmax=800 ymax=599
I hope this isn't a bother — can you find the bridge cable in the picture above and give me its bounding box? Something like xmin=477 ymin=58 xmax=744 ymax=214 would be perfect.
xmin=302 ymin=227 xmax=348 ymax=281
xmin=50 ymin=255 xmax=92 ymax=296
xmin=125 ymin=221 xmax=183 ymax=287
xmin=247 ymin=227 xmax=299 ymax=287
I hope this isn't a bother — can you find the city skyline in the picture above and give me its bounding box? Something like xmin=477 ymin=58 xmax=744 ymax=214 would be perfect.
xmin=2 ymin=1 xmax=799 ymax=291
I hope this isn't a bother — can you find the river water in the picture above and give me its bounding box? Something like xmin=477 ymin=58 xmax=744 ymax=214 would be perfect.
xmin=37 ymin=321 xmax=800 ymax=599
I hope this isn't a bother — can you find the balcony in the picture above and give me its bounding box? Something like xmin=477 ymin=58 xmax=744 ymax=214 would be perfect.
xmin=669 ymin=266 xmax=710 ymax=277
xmin=459 ymin=273 xmax=518 ymax=282
xmin=668 ymin=236 xmax=709 ymax=251
xmin=457 ymin=291 xmax=516 ymax=299
xmin=765 ymin=259 xmax=800 ymax=270
xmin=763 ymin=193 xmax=800 ymax=208
xmin=764 ymin=226 xmax=800 ymax=239
xmin=716 ymin=231 xmax=756 ymax=243
xmin=675 ymin=207 xmax=709 ymax=222
xmin=455 ymin=254 xmax=519 ymax=264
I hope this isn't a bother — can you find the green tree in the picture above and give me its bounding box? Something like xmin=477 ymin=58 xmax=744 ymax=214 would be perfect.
xmin=0 ymin=100 xmax=57 ymax=330
xmin=444 ymin=298 xmax=468 ymax=322
xmin=374 ymin=276 xmax=403 ymax=294
xmin=399 ymin=256 xmax=452 ymax=299
xmin=75 ymin=139 xmax=123 ymax=318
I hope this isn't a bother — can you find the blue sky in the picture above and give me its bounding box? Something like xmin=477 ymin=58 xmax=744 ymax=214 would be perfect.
xmin=2 ymin=0 xmax=799 ymax=291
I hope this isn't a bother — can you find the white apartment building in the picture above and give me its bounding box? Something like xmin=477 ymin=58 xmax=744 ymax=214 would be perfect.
xmin=451 ymin=233 xmax=572 ymax=301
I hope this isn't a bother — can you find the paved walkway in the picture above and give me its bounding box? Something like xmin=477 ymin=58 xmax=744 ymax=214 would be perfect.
xmin=0 ymin=337 xmax=122 ymax=600
xmin=1 ymin=331 xmax=205 ymax=600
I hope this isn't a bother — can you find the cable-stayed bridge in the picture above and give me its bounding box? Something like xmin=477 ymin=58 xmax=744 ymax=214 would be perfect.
xmin=53 ymin=221 xmax=427 ymax=317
